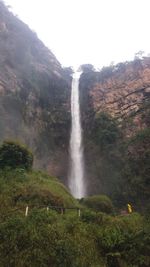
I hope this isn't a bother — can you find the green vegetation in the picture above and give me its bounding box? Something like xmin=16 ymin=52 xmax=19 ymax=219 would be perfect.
xmin=92 ymin=112 xmax=120 ymax=150
xmin=0 ymin=2 xmax=149 ymax=265
xmin=0 ymin=204 xmax=150 ymax=266
xmin=0 ymin=140 xmax=33 ymax=170
xmin=0 ymin=210 xmax=101 ymax=267
xmin=0 ymin=142 xmax=149 ymax=266
xmin=80 ymin=194 xmax=113 ymax=214
xmin=79 ymin=110 xmax=123 ymax=198
xmin=121 ymin=128 xmax=150 ymax=210
xmin=0 ymin=168 xmax=77 ymax=212
xmin=79 ymin=95 xmax=150 ymax=212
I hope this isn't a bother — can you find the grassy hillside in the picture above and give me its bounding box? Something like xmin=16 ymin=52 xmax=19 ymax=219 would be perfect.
xmin=0 ymin=168 xmax=78 ymax=216
xmin=0 ymin=166 xmax=150 ymax=267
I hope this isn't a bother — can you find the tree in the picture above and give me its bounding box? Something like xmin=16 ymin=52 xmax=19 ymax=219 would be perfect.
xmin=79 ymin=64 xmax=95 ymax=73
xmin=0 ymin=140 xmax=33 ymax=170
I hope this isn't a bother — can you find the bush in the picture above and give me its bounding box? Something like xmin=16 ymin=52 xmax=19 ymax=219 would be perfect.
xmin=81 ymin=209 xmax=107 ymax=224
xmin=0 ymin=211 xmax=102 ymax=267
xmin=81 ymin=194 xmax=113 ymax=214
xmin=96 ymin=213 xmax=150 ymax=267
xmin=0 ymin=140 xmax=33 ymax=170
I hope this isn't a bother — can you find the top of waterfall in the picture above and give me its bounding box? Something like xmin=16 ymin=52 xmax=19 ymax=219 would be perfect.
xmin=72 ymin=71 xmax=82 ymax=79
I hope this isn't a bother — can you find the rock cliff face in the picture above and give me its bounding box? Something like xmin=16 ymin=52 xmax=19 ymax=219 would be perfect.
xmin=0 ymin=1 xmax=71 ymax=184
xmin=80 ymin=59 xmax=150 ymax=135
xmin=79 ymin=60 xmax=150 ymax=196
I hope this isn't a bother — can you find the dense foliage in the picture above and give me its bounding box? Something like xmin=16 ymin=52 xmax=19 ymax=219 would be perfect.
xmin=79 ymin=81 xmax=150 ymax=210
xmin=0 ymin=206 xmax=150 ymax=267
xmin=0 ymin=140 xmax=33 ymax=170
xmin=0 ymin=157 xmax=149 ymax=267
xmin=80 ymin=194 xmax=113 ymax=214
xmin=121 ymin=128 xmax=150 ymax=210
xmin=0 ymin=168 xmax=77 ymax=211
xmin=92 ymin=112 xmax=120 ymax=150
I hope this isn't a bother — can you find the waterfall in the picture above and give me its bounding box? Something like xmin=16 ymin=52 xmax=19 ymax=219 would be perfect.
xmin=69 ymin=72 xmax=85 ymax=198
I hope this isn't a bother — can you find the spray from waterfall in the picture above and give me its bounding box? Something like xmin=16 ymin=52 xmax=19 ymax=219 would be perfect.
xmin=69 ymin=72 xmax=85 ymax=198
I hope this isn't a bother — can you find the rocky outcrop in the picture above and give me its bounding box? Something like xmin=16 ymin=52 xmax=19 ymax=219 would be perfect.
xmin=80 ymin=59 xmax=150 ymax=136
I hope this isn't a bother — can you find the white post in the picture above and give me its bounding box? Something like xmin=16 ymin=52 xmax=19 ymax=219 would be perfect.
xmin=78 ymin=209 xmax=81 ymax=217
xmin=25 ymin=206 xmax=29 ymax=217
xmin=47 ymin=207 xmax=49 ymax=211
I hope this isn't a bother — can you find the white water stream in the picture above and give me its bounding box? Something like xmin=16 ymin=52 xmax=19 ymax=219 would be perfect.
xmin=69 ymin=72 xmax=85 ymax=198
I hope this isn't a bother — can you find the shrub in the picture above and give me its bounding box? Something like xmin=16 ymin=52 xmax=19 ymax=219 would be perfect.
xmin=81 ymin=194 xmax=113 ymax=214
xmin=0 ymin=211 xmax=102 ymax=267
xmin=81 ymin=209 xmax=107 ymax=224
xmin=0 ymin=140 xmax=33 ymax=170
xmin=96 ymin=213 xmax=149 ymax=267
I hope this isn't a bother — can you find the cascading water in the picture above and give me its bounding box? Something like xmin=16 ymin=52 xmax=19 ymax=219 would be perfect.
xmin=69 ymin=72 xmax=85 ymax=198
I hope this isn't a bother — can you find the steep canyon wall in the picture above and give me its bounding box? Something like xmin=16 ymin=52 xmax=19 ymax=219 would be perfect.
xmin=0 ymin=1 xmax=71 ymax=184
xmin=79 ymin=60 xmax=150 ymax=196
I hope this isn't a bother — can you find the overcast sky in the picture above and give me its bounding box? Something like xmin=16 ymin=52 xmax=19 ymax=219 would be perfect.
xmin=4 ymin=0 xmax=150 ymax=68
